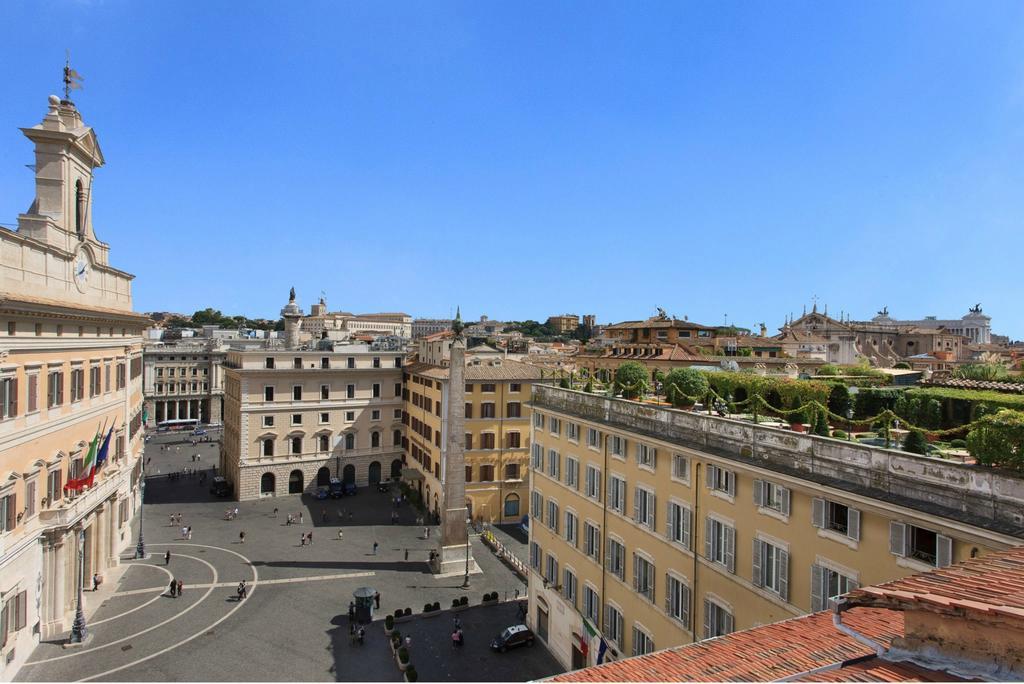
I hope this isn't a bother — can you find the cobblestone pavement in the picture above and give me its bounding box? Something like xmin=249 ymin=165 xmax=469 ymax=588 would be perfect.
xmin=15 ymin=434 xmax=550 ymax=682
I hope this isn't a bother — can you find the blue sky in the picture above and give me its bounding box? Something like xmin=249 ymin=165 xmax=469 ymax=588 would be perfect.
xmin=1 ymin=1 xmax=1022 ymax=337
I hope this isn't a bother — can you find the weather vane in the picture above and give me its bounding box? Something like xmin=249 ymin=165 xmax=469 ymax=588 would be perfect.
xmin=63 ymin=50 xmax=83 ymax=102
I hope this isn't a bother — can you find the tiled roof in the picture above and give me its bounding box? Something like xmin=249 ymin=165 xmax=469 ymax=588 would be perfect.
xmin=545 ymin=608 xmax=903 ymax=683
xmin=403 ymin=360 xmax=545 ymax=382
xmin=0 ymin=293 xmax=151 ymax=323
xmin=798 ymin=659 xmax=969 ymax=682
xmin=921 ymin=378 xmax=1024 ymax=394
xmin=843 ymin=545 xmax=1024 ymax=621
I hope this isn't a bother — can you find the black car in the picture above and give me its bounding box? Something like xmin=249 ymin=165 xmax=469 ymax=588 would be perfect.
xmin=490 ymin=624 xmax=534 ymax=652
xmin=210 ymin=477 xmax=231 ymax=497
xmin=328 ymin=478 xmax=344 ymax=499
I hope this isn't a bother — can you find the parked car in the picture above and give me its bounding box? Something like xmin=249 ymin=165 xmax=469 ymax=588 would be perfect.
xmin=315 ymin=487 xmax=329 ymax=500
xmin=490 ymin=624 xmax=535 ymax=652
xmin=376 ymin=481 xmax=392 ymax=493
xmin=343 ymin=482 xmax=358 ymax=496
xmin=210 ymin=477 xmax=231 ymax=497
xmin=192 ymin=428 xmax=207 ymax=436
xmin=329 ymin=478 xmax=344 ymax=499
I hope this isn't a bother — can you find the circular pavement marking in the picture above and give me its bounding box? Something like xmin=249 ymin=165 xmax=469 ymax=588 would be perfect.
xmin=90 ymin=562 xmax=175 ymax=627
xmin=75 ymin=543 xmax=259 ymax=683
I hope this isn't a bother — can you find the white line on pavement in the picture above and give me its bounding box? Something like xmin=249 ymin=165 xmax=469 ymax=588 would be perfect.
xmin=90 ymin=563 xmax=175 ymax=626
xmin=110 ymin=570 xmax=376 ymax=597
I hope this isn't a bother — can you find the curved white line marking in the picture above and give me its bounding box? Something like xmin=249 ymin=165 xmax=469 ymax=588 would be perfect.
xmin=90 ymin=563 xmax=174 ymax=626
xmin=76 ymin=543 xmax=258 ymax=683
xmin=24 ymin=553 xmax=219 ymax=665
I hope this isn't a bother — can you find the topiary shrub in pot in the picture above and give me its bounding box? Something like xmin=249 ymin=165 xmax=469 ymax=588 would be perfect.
xmin=459 ymin=596 xmax=468 ymax=606
xmin=452 ymin=598 xmax=461 ymax=608
xmin=397 ymin=647 xmax=410 ymax=671
xmin=432 ymin=601 xmax=440 ymax=611
xmin=405 ymin=665 xmax=418 ymax=682
xmin=403 ymin=607 xmax=412 ymax=617
xmin=385 ymin=614 xmax=395 ymax=634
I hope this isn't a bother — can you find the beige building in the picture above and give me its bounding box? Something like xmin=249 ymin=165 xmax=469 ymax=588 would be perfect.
xmin=221 ymin=317 xmax=406 ymax=500
xmin=0 ymin=94 xmax=147 ymax=676
xmin=143 ymin=340 xmax=226 ymax=426
xmin=301 ymin=300 xmax=412 ymax=341
xmin=548 ymin=314 xmax=580 ymax=335
xmin=526 ymin=384 xmax=1023 ymax=672
xmin=402 ymin=357 xmax=543 ymax=524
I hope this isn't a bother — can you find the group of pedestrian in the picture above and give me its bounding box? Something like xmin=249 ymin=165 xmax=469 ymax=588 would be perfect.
xmin=390 ymin=511 xmax=399 ymax=524
xmin=169 ymin=512 xmax=184 ymax=526
xmin=285 ymin=511 xmax=304 ymax=525
xmin=190 ymin=453 xmax=203 ymax=462
xmin=180 ymin=525 xmax=193 ymax=540
xmin=348 ymin=624 xmax=365 ymax=646
xmin=224 ymin=507 xmax=239 ymax=520
xmin=168 ymin=578 xmax=184 ymax=598
xmin=299 ymin=531 xmax=314 ymax=546
xmin=237 ymin=580 xmax=248 ymax=600
xmin=451 ymin=617 xmax=465 ymax=648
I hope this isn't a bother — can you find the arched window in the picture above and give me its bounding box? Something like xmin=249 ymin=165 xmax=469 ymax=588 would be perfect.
xmin=345 ymin=433 xmax=355 ymax=450
xmin=504 ymin=493 xmax=520 ymax=517
xmin=262 ymin=439 xmax=274 ymax=457
xmin=75 ymin=180 xmax=85 ymax=238
xmin=371 ymin=431 xmax=380 ymax=448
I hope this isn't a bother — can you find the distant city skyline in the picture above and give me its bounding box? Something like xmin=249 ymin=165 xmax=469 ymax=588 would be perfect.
xmin=1 ymin=2 xmax=1022 ymax=337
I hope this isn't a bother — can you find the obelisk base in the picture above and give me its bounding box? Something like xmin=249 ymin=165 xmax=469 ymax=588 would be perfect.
xmin=433 ymin=543 xmax=482 ymax=577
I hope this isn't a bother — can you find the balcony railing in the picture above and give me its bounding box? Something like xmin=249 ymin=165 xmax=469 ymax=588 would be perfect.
xmin=37 ymin=466 xmax=130 ymax=529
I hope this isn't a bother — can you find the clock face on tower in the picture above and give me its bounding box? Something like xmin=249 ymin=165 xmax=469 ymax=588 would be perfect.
xmin=73 ymin=248 xmax=91 ymax=292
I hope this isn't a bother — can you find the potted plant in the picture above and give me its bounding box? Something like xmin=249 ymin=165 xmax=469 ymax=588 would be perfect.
xmin=391 ymin=631 xmax=401 ymax=652
xmin=385 ymin=614 xmax=394 ymax=635
xmin=405 ymin=665 xmax=418 ymax=682
xmin=397 ymin=646 xmax=410 ymax=671
xmin=788 ymin=399 xmax=808 ymax=432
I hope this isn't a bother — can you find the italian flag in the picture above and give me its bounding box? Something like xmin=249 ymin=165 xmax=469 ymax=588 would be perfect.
xmin=64 ymin=429 xmax=100 ymax=492
xmin=580 ymin=617 xmax=598 ymax=658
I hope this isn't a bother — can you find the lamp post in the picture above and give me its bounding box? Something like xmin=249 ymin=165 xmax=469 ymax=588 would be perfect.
xmin=69 ymin=528 xmax=87 ymax=643
xmin=846 ymin=407 xmax=854 ymax=441
xmin=135 ymin=459 xmax=147 ymax=559
xmin=462 ymin=518 xmax=471 ymax=588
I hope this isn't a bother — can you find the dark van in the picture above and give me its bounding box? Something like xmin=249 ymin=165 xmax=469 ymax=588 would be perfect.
xmin=210 ymin=477 xmax=231 ymax=498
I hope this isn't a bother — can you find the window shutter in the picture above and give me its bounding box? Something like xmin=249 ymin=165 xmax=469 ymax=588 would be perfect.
xmin=724 ymin=525 xmax=736 ymax=573
xmin=727 ymin=471 xmax=736 ymax=497
xmin=702 ymin=599 xmax=712 ymax=640
xmin=604 ymin=605 xmax=611 ymax=634
xmin=666 ymin=502 xmax=676 ymax=541
xmin=704 ymin=517 xmax=713 ymax=560
xmin=633 ymin=554 xmax=640 ymax=591
xmin=723 ymin=610 xmax=734 ymax=635
xmin=778 ymin=550 xmax=789 ymax=602
xmin=605 ymin=542 xmax=613 ymax=569
xmin=780 ymin=487 xmax=791 ymax=516
xmin=664 ymin=575 xmax=672 ymax=614
xmin=607 ymin=476 xmax=614 ymax=505
xmin=10 ymin=377 xmax=17 ymax=416
xmin=705 ymin=464 xmax=715 ymax=490
xmin=811 ymin=497 xmax=825 ymax=528
xmin=752 ymin=539 xmax=764 ymax=587
xmin=936 ymin=534 xmax=953 ymax=567
xmin=753 ymin=479 xmax=763 ymax=507
xmin=811 ymin=564 xmax=825 ymax=612
xmin=682 ymin=583 xmax=691 ymax=629
xmin=682 ymin=507 xmax=692 ymax=550
xmin=844 ymin=508 xmax=860 ymax=540
xmin=651 ymin=448 xmax=657 ymax=469
xmin=16 ymin=590 xmax=27 ymax=630
xmin=889 ymin=521 xmax=906 ymax=556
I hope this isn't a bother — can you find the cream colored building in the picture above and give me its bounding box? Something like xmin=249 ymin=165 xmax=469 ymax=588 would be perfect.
xmin=301 ymin=300 xmax=412 ymax=341
xmin=143 ymin=340 xmax=226 ymax=425
xmin=402 ymin=357 xmax=543 ymax=524
xmin=221 ymin=331 xmax=406 ymax=500
xmin=526 ymin=384 xmax=1024 ymax=672
xmin=0 ymin=95 xmax=147 ymax=677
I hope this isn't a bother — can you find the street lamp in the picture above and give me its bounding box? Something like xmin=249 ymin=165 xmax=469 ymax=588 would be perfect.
xmin=846 ymin=407 xmax=854 ymax=441
xmin=462 ymin=517 xmax=471 ymax=588
xmin=135 ymin=459 xmax=147 ymax=559
xmin=70 ymin=527 xmax=87 ymax=643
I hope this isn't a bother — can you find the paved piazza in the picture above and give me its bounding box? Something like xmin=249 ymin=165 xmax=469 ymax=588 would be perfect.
xmin=16 ymin=433 xmax=560 ymax=682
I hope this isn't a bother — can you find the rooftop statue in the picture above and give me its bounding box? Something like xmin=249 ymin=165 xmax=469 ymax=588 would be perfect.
xmin=289 ymin=287 xmax=296 ymax=302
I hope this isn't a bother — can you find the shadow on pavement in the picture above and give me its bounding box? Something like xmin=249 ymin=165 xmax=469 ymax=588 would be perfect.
xmin=251 ymin=559 xmax=432 ymax=573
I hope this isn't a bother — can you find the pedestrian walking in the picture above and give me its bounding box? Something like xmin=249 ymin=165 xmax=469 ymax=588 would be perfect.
xmin=237 ymin=581 xmax=247 ymax=600
xmin=321 ymin=509 xmax=327 ymax=523
xmin=454 ymin=617 xmax=462 ymax=630
xmin=337 ymin=529 xmax=344 ymax=541
xmin=300 ymin=533 xmax=306 ymax=546
xmin=181 ymin=525 xmax=187 ymax=539
xmin=177 ymin=579 xmax=184 ymax=597
xmin=239 ymin=531 xmax=246 ymax=544
xmin=92 ymin=573 xmax=100 ymax=591
xmin=169 ymin=514 xmax=175 ymax=527
xmin=358 ymin=627 xmax=365 ymax=645
xmin=308 ymin=530 xmax=313 ymax=545
xmin=404 ymin=548 xmax=408 ymax=561
xmin=424 ymin=527 xmax=430 ymax=539
xmin=298 ymin=511 xmax=303 ymax=524
xmin=374 ymin=591 xmax=380 ymax=609
xmin=348 ymin=601 xmax=355 ymax=623
xmin=349 ymin=624 xmax=357 ymax=646
xmin=372 ymin=541 xmax=378 ymax=555
xmin=404 ymin=635 xmax=412 ymax=650
xmin=457 ymin=629 xmax=464 ymax=647
xmin=187 ymin=526 xmax=193 ymax=540
xmin=165 ymin=550 xmax=171 ymax=566
xmin=451 ymin=630 xmax=459 ymax=649
xmin=169 ymin=578 xmax=177 ymax=598
xmin=273 ymin=507 xmax=278 ymax=518
xmin=233 ymin=507 xmax=239 ymax=519
xmin=286 ymin=514 xmax=293 ymax=525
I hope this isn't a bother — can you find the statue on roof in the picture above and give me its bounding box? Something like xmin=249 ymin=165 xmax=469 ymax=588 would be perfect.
xmin=970 ymin=303 xmax=983 ymax=314
xmin=452 ymin=306 xmax=464 ymax=337
xmin=656 ymin=307 xmax=668 ymax=320
xmin=289 ymin=287 xmax=296 ymax=302
xmin=877 ymin=306 xmax=888 ymax=317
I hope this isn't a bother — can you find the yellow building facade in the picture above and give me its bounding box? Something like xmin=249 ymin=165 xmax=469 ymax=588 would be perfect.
xmin=402 ymin=358 xmax=542 ymax=523
xmin=0 ymin=94 xmax=148 ymax=677
xmin=526 ymin=385 xmax=1024 ymax=672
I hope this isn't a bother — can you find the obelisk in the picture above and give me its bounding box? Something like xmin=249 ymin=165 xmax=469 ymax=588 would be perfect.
xmin=437 ymin=308 xmax=475 ymax=576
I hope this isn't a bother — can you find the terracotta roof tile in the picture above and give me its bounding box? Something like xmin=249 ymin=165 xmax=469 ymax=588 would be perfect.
xmin=545 ymin=608 xmax=902 ymax=683
xmin=404 ymin=360 xmax=544 ymax=382
xmin=800 ymin=659 xmax=970 ymax=682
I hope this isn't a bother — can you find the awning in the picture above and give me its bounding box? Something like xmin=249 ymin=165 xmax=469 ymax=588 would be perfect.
xmin=401 ymin=468 xmax=425 ymax=481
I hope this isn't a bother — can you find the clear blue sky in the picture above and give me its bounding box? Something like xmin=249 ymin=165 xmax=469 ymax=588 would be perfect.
xmin=2 ymin=1 xmax=1022 ymax=338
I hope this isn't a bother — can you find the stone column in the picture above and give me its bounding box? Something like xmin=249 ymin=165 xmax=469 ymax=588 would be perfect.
xmin=437 ymin=310 xmax=474 ymax=576
xmin=209 ymin=396 xmax=222 ymax=424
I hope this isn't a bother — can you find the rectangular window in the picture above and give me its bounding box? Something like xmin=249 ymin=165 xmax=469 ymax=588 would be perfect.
xmin=635 ymin=443 xmax=656 ymax=468
xmin=529 ymin=542 xmax=540 ymax=569
xmin=889 ymin=522 xmax=952 ymax=567
xmin=531 ymin=491 xmax=543 ymax=521
xmin=264 ymin=386 xmax=274 ymax=401
xmin=562 ymin=568 xmax=577 ymax=607
xmin=533 ymin=412 xmax=544 ymax=429
xmin=547 ymin=449 xmax=560 ymax=479
xmin=345 ymin=410 xmax=355 ymax=421
xmin=394 ymin=383 xmax=401 ymax=397
xmin=480 ymin=402 xmax=495 ymax=418
xmin=811 ymin=498 xmax=861 ymax=541
xmin=464 ymin=403 xmax=473 ymax=419
xmin=47 ymin=371 xmax=64 ymax=408
xmin=291 ymin=414 xmax=302 ymax=426
xmin=510 ymin=382 xmax=521 ymax=392
xmin=372 ymin=383 xmax=381 ymax=398
xmin=264 ymin=357 xmax=275 ymax=369
xmin=565 ymin=457 xmax=579 ymax=489
xmin=545 ymin=554 xmax=559 ymax=584
xmin=564 ymin=510 xmax=578 ymax=546
xmin=549 ymin=417 xmax=561 ymax=435
xmin=507 ymin=431 xmax=521 ymax=448
xmin=587 ymin=428 xmax=600 ymax=449
xmin=608 ymin=475 xmax=626 ymax=513
xmin=754 ymin=479 xmax=791 ymax=515
xmin=373 ymin=357 xmax=381 ymax=368
xmin=752 ymin=538 xmax=790 ymax=600
xmin=347 ymin=357 xmax=355 ymax=369
xmin=479 ymin=464 xmax=494 ymax=481
xmin=531 ymin=443 xmax=543 ymax=469
xmin=604 ymin=605 xmax=624 ymax=647
xmin=321 ymin=385 xmax=330 ymax=400
xmin=263 ymin=416 xmax=275 ymax=428
xmin=634 ymin=487 xmax=655 ymax=529
xmin=505 ymin=463 xmax=520 ymax=480
xmin=811 ymin=564 xmax=859 ymax=611
xmin=633 ymin=553 xmax=655 ymax=602
xmin=346 ymin=384 xmax=355 ymax=399
xmin=547 ymin=500 xmax=560 ymax=533
xmin=666 ymin=575 xmax=691 ymax=628
xmin=481 ymin=383 xmax=496 ymax=393
xmin=0 ymin=492 xmax=16 ymax=532
xmin=672 ymin=454 xmax=689 ymax=482
xmin=506 ymin=401 xmax=522 ymax=418
xmin=583 ymin=522 xmax=601 ymax=561
xmin=706 ymin=464 xmax=736 ymax=496
xmin=321 ymin=357 xmax=330 ymax=369
xmin=703 ymin=599 xmax=734 ymax=639
xmin=704 ymin=518 xmax=736 ymax=572
xmin=293 ymin=357 xmax=303 ymax=369
xmin=371 ymin=409 xmax=381 ymax=421
xmin=583 ymin=585 xmax=600 ymax=623
xmin=666 ymin=501 xmax=692 ymax=549
xmin=607 ymin=538 xmax=626 ymax=580
xmin=567 ymin=422 xmax=579 ymax=441
xmin=584 ymin=465 xmax=601 ymax=501
xmin=0 ymin=377 xmax=17 ymax=419
xmin=631 ymin=626 xmax=655 ymax=657
xmin=609 ymin=435 xmax=626 ymax=458
xmin=480 ymin=433 xmax=495 ymax=449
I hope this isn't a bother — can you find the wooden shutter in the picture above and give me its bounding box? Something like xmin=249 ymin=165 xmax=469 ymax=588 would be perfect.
xmin=632 ymin=554 xmax=640 ymax=591
xmin=847 ymin=508 xmax=861 ymax=541
xmin=682 ymin=507 xmax=692 ymax=550
xmin=666 ymin=502 xmax=677 ymax=541
xmin=664 ymin=574 xmax=672 ymax=614
xmin=702 ymin=599 xmax=712 ymax=640
xmin=724 ymin=525 xmax=735 ymax=573
xmin=706 ymin=464 xmax=716 ymax=489
xmin=752 ymin=539 xmax=764 ymax=587
xmin=726 ymin=470 xmax=736 ymax=497
xmin=811 ymin=564 xmax=825 ymax=612
xmin=58 ymin=373 xmax=64 ymax=404
xmin=780 ymin=487 xmax=791 ymax=516
xmin=936 ymin=534 xmax=953 ymax=567
xmin=753 ymin=479 xmax=763 ymax=507
xmin=889 ymin=521 xmax=906 ymax=557
xmin=10 ymin=377 xmax=17 ymax=416
xmin=16 ymin=590 xmax=27 ymax=630
xmin=28 ymin=375 xmax=37 ymax=413
xmin=811 ymin=498 xmax=825 ymax=528
xmin=723 ymin=610 xmax=734 ymax=635
xmin=778 ymin=550 xmax=789 ymax=602
xmin=704 ymin=517 xmax=714 ymax=560
xmin=681 ymin=582 xmax=691 ymax=629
